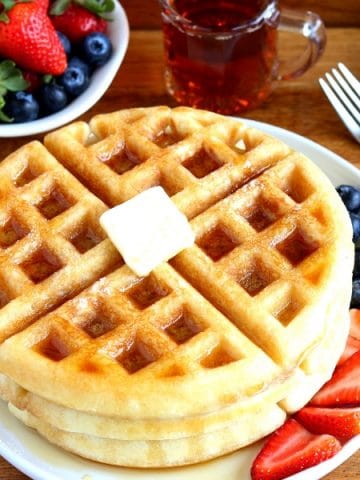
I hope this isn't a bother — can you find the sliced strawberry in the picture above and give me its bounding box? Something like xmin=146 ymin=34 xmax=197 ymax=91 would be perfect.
xmin=311 ymin=350 xmax=360 ymax=406
xmin=250 ymin=418 xmax=341 ymax=480
xmin=338 ymin=336 xmax=360 ymax=365
xmin=296 ymin=406 xmax=360 ymax=441
xmin=350 ymin=309 xmax=360 ymax=340
xmin=338 ymin=310 xmax=360 ymax=365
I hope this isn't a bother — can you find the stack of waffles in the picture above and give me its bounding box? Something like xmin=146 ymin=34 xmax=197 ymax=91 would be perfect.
xmin=0 ymin=107 xmax=354 ymax=467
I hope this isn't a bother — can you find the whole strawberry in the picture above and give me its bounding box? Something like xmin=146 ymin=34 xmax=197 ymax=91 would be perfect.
xmin=0 ymin=0 xmax=67 ymax=75
xmin=36 ymin=0 xmax=50 ymax=12
xmin=50 ymin=2 xmax=108 ymax=42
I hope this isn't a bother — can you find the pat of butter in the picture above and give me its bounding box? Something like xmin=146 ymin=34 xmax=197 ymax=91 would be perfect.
xmin=100 ymin=187 xmax=195 ymax=277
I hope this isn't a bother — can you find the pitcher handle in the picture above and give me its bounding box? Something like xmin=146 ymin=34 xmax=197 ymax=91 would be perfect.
xmin=277 ymin=9 xmax=326 ymax=81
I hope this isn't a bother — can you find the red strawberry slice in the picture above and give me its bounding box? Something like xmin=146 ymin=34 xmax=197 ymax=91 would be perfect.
xmin=0 ymin=0 xmax=67 ymax=75
xmin=250 ymin=418 xmax=341 ymax=480
xmin=338 ymin=336 xmax=360 ymax=365
xmin=350 ymin=309 xmax=360 ymax=340
xmin=311 ymin=350 xmax=360 ymax=407
xmin=296 ymin=406 xmax=360 ymax=441
xmin=338 ymin=310 xmax=360 ymax=365
xmin=51 ymin=4 xmax=107 ymax=42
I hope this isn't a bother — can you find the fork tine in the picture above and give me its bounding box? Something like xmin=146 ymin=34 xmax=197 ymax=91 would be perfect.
xmin=325 ymin=72 xmax=360 ymax=124
xmin=332 ymin=68 xmax=360 ymax=114
xmin=319 ymin=77 xmax=360 ymax=142
xmin=338 ymin=63 xmax=360 ymax=95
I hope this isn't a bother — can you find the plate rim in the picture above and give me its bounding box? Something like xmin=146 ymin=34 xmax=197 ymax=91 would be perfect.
xmin=239 ymin=117 xmax=360 ymax=179
xmin=0 ymin=118 xmax=359 ymax=480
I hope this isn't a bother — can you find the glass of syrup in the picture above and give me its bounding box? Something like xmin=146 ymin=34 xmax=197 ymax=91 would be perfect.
xmin=159 ymin=0 xmax=326 ymax=114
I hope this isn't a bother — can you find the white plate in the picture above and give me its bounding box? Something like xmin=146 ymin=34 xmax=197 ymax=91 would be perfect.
xmin=0 ymin=119 xmax=359 ymax=479
xmin=0 ymin=1 xmax=129 ymax=138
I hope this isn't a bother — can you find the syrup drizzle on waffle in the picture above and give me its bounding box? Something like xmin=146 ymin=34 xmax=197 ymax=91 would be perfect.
xmin=0 ymin=107 xmax=353 ymax=468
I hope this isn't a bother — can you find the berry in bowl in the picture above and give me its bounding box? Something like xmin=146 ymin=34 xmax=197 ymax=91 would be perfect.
xmin=0 ymin=0 xmax=129 ymax=137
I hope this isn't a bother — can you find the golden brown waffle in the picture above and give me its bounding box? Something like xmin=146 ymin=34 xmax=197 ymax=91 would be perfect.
xmin=0 ymin=141 xmax=121 ymax=343
xmin=0 ymin=263 xmax=292 ymax=466
xmin=8 ymin=402 xmax=286 ymax=467
xmin=0 ymin=106 xmax=354 ymax=467
xmin=0 ymin=263 xmax=289 ymax=417
xmin=172 ymin=152 xmax=353 ymax=369
xmin=44 ymin=106 xmax=291 ymax=218
xmin=0 ymin=275 xmax=349 ymax=466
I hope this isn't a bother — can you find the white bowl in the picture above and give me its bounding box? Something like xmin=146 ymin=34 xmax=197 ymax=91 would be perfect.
xmin=0 ymin=1 xmax=129 ymax=138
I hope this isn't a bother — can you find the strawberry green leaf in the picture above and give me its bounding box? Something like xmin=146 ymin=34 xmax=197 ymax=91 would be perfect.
xmin=0 ymin=60 xmax=28 ymax=91
xmin=0 ymin=0 xmax=31 ymax=23
xmin=50 ymin=0 xmax=114 ymax=16
xmin=0 ymin=60 xmax=28 ymax=124
xmin=43 ymin=74 xmax=53 ymax=84
xmin=77 ymin=0 xmax=114 ymax=16
xmin=49 ymin=0 xmax=71 ymax=15
xmin=1 ymin=0 xmax=17 ymax=9
xmin=0 ymin=97 xmax=13 ymax=123
xmin=0 ymin=12 xmax=10 ymax=23
xmin=2 ymin=74 xmax=28 ymax=91
xmin=0 ymin=59 xmax=15 ymax=80
xmin=0 ymin=110 xmax=13 ymax=122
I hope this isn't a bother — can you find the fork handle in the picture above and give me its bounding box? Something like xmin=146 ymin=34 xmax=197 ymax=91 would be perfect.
xmin=276 ymin=8 xmax=326 ymax=81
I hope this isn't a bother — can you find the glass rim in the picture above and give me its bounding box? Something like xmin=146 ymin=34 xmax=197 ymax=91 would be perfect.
xmin=159 ymin=0 xmax=278 ymax=35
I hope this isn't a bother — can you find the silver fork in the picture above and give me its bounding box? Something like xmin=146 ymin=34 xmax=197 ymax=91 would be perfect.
xmin=319 ymin=63 xmax=360 ymax=143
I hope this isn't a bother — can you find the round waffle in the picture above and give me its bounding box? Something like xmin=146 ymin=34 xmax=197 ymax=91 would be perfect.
xmin=0 ymin=106 xmax=354 ymax=467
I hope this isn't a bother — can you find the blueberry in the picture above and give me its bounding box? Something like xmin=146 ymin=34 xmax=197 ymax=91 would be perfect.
xmin=350 ymin=212 xmax=360 ymax=243
xmin=39 ymin=83 xmax=68 ymax=113
xmin=58 ymin=61 xmax=90 ymax=97
xmin=351 ymin=278 xmax=360 ymax=308
xmin=3 ymin=91 xmax=39 ymax=122
xmin=81 ymin=32 xmax=112 ymax=67
xmin=68 ymin=56 xmax=90 ymax=77
xmin=336 ymin=184 xmax=360 ymax=212
xmin=57 ymin=31 xmax=71 ymax=57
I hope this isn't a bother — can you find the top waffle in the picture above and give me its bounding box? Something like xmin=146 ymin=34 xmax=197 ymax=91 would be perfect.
xmin=42 ymin=106 xmax=354 ymax=368
xmin=0 ymin=107 xmax=354 ymax=466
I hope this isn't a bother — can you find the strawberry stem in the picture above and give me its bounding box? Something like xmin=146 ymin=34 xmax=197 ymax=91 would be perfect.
xmin=0 ymin=97 xmax=12 ymax=122
xmin=0 ymin=0 xmax=32 ymax=23
xmin=50 ymin=0 xmax=114 ymax=17
xmin=50 ymin=0 xmax=70 ymax=15
xmin=81 ymin=0 xmax=114 ymax=17
xmin=43 ymin=74 xmax=53 ymax=84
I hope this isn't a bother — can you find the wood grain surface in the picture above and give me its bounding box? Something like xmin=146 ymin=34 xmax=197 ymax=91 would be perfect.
xmin=123 ymin=0 xmax=360 ymax=28
xmin=0 ymin=0 xmax=359 ymax=478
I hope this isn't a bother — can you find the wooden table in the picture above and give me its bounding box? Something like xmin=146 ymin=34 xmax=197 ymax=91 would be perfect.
xmin=0 ymin=0 xmax=359 ymax=478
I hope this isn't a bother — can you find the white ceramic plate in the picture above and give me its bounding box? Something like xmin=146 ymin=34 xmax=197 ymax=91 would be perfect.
xmin=0 ymin=120 xmax=359 ymax=479
xmin=0 ymin=1 xmax=129 ymax=138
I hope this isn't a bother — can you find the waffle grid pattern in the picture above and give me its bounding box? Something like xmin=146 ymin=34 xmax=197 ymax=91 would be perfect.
xmin=0 ymin=141 xmax=121 ymax=343
xmin=172 ymin=154 xmax=332 ymax=368
xmin=44 ymin=106 xmax=291 ymax=220
xmin=3 ymin=260 xmax=285 ymax=418
xmin=0 ymin=107 xmax=353 ymax=467
xmin=43 ymin=107 xmax=346 ymax=371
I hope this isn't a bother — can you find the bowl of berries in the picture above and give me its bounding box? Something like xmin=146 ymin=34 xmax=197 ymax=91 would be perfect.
xmin=0 ymin=0 xmax=129 ymax=137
